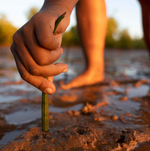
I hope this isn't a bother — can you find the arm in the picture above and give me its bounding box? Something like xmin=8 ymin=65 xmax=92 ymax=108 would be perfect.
xmin=11 ymin=0 xmax=78 ymax=94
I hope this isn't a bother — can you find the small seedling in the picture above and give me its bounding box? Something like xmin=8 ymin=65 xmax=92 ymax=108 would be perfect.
xmin=42 ymin=12 xmax=66 ymax=132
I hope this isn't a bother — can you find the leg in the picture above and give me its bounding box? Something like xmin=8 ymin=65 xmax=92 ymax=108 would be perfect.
xmin=139 ymin=0 xmax=150 ymax=94
xmin=139 ymin=0 xmax=150 ymax=54
xmin=62 ymin=0 xmax=107 ymax=89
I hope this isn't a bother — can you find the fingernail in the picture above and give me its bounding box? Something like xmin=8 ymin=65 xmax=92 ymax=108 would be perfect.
xmin=63 ymin=68 xmax=68 ymax=73
xmin=45 ymin=88 xmax=53 ymax=94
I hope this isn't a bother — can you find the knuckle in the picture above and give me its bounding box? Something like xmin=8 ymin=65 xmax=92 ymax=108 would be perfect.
xmin=10 ymin=43 xmax=17 ymax=54
xmin=21 ymin=25 xmax=29 ymax=37
xmin=38 ymin=37 xmax=49 ymax=47
xmin=38 ymin=81 xmax=45 ymax=90
xmin=36 ymin=56 xmax=50 ymax=66
xmin=10 ymin=43 xmax=18 ymax=55
xmin=13 ymin=32 xmax=20 ymax=44
xmin=29 ymin=68 xmax=40 ymax=76
xmin=20 ymin=72 xmax=29 ymax=81
xmin=10 ymin=44 xmax=14 ymax=53
xmin=32 ymin=13 xmax=41 ymax=22
xmin=10 ymin=44 xmax=13 ymax=50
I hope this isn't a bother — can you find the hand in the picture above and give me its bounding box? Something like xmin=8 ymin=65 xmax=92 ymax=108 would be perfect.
xmin=11 ymin=4 xmax=70 ymax=94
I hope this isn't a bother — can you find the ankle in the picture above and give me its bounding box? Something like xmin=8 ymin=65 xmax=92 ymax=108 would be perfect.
xmin=87 ymin=63 xmax=104 ymax=72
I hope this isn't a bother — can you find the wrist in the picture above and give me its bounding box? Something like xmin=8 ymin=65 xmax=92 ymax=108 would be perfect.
xmin=40 ymin=1 xmax=73 ymax=27
xmin=38 ymin=0 xmax=78 ymax=34
xmin=43 ymin=0 xmax=78 ymax=14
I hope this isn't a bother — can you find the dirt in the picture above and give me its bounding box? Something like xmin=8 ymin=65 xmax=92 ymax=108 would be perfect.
xmin=0 ymin=47 xmax=150 ymax=150
xmin=1 ymin=113 xmax=150 ymax=151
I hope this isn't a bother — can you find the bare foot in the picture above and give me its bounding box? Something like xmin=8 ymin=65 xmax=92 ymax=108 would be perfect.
xmin=61 ymin=68 xmax=104 ymax=90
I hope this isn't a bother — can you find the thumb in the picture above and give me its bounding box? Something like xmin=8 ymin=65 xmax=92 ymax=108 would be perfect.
xmin=35 ymin=22 xmax=60 ymax=50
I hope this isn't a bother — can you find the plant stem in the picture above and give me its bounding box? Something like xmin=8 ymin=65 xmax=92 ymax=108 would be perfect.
xmin=42 ymin=12 xmax=66 ymax=132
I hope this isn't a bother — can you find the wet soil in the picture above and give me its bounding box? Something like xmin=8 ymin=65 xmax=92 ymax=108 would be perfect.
xmin=0 ymin=47 xmax=150 ymax=150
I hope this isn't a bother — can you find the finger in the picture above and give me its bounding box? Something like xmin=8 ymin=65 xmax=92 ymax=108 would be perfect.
xmin=13 ymin=37 xmax=68 ymax=77
xmin=22 ymin=25 xmax=63 ymax=66
xmin=11 ymin=44 xmax=56 ymax=94
xmin=29 ymin=63 xmax=68 ymax=77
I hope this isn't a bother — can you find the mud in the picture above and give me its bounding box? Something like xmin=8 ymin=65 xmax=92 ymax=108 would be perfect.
xmin=0 ymin=47 xmax=150 ymax=150
xmin=1 ymin=113 xmax=150 ymax=151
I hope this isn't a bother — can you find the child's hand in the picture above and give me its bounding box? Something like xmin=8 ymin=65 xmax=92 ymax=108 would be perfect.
xmin=11 ymin=3 xmax=71 ymax=94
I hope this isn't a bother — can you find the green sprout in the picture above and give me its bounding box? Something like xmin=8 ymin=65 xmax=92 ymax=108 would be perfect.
xmin=42 ymin=12 xmax=66 ymax=132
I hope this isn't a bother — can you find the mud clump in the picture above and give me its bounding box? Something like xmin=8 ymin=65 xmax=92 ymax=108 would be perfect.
xmin=120 ymin=96 xmax=128 ymax=101
xmin=112 ymin=115 xmax=118 ymax=121
xmin=134 ymin=79 xmax=149 ymax=88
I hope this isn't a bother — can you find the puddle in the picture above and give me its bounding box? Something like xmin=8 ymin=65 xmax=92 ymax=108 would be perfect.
xmin=0 ymin=130 xmax=24 ymax=144
xmin=0 ymin=95 xmax=23 ymax=103
xmin=128 ymin=85 xmax=149 ymax=98
xmin=5 ymin=104 xmax=83 ymax=125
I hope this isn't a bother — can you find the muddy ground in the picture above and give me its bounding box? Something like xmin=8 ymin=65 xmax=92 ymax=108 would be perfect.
xmin=0 ymin=47 xmax=150 ymax=151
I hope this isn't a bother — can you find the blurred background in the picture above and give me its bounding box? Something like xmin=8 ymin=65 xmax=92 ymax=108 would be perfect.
xmin=0 ymin=0 xmax=146 ymax=48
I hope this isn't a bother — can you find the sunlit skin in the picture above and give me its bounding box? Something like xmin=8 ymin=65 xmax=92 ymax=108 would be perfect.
xmin=11 ymin=0 xmax=150 ymax=92
xmin=11 ymin=0 xmax=78 ymax=94
xmin=61 ymin=0 xmax=107 ymax=89
xmin=62 ymin=0 xmax=150 ymax=89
